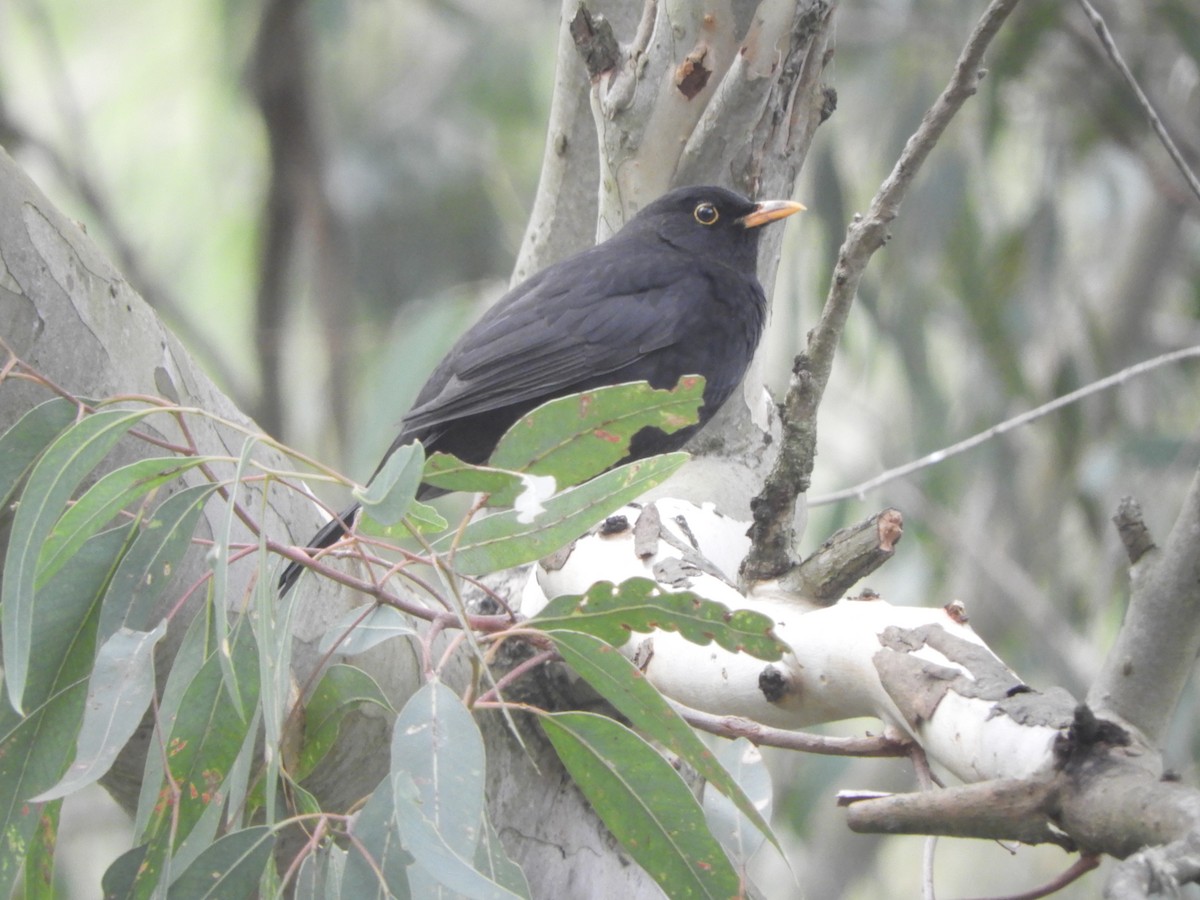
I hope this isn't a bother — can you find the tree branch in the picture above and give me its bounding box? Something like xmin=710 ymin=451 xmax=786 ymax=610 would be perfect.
xmin=1073 ymin=0 xmax=1200 ymax=209
xmin=1112 ymin=496 xmax=1155 ymax=566
xmin=842 ymin=778 xmax=1068 ymax=848
xmin=673 ymin=703 xmax=911 ymax=757
xmin=782 ymin=508 xmax=902 ymax=603
xmin=248 ymin=0 xmax=350 ymax=441
xmin=1088 ymin=462 xmax=1200 ymax=742
xmin=741 ymin=0 xmax=1022 ymax=584
xmin=810 ymin=345 xmax=1200 ymax=507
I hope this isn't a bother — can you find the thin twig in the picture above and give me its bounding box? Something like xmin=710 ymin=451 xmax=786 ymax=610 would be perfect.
xmin=474 ymin=650 xmax=558 ymax=705
xmin=1074 ymin=0 xmax=1200 ymax=208
xmin=672 ymin=704 xmax=912 ymax=757
xmin=741 ymin=0 xmax=1022 ymax=583
xmin=963 ymin=853 xmax=1100 ymax=900
xmin=812 ymin=344 xmax=1200 ymax=506
xmin=913 ymin=744 xmax=939 ymax=900
xmin=922 ymin=834 xmax=938 ymax=900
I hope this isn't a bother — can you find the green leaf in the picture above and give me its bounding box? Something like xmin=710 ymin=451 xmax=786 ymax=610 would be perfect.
xmin=404 ymin=499 xmax=449 ymax=533
xmin=384 ymin=681 xmax=524 ymax=899
xmin=281 ymin=775 xmax=321 ymax=818
xmin=169 ymin=826 xmax=276 ymax=899
xmin=210 ymin=437 xmax=258 ymax=723
xmin=167 ymin=826 xmax=276 ymax=899
xmin=540 ymin=711 xmax=739 ymax=899
xmin=294 ymin=844 xmax=347 ymax=899
xmin=133 ymin=603 xmax=212 ymax=840
xmin=0 ymin=526 xmax=129 ymax=900
xmin=543 ymin=630 xmax=781 ymax=858
xmin=31 ymin=622 xmax=168 ymax=802
xmin=209 ymin=706 xmax=262 ymax=843
xmin=358 ymin=499 xmax=449 ymax=539
xmin=473 ymin=813 xmax=531 ymax=900
xmin=318 ymin=603 xmax=418 ymax=656
xmin=166 ymin=707 xmax=262 ymax=883
xmin=355 ymin=441 xmax=425 ymax=526
xmin=132 ymin=623 xmax=260 ymax=896
xmin=98 ymin=482 xmax=218 ymax=646
xmin=252 ymin=520 xmax=294 ymax=829
xmin=395 ymin=776 xmax=523 ymax=900
xmin=102 ymin=845 xmax=146 ymax=900
xmin=421 ymin=452 xmax=528 ymax=501
xmin=0 ymin=397 xmax=80 ymax=511
xmin=37 ymin=455 xmax=211 ymax=589
xmin=392 ymin=682 xmax=483 ymax=859
xmin=3 ymin=407 xmax=159 ymax=712
xmin=532 ymin=577 xmax=786 ymax=661
xmin=420 ymin=453 xmax=558 ymax=512
xmin=20 ymin=801 xmax=58 ymax=900
xmin=163 ymin=626 xmax=260 ymax=832
xmin=437 ymin=454 xmax=688 ymax=576
xmin=295 ymin=664 xmax=394 ymax=781
xmin=343 ymin=775 xmax=413 ymax=899
xmin=487 ymin=378 xmax=705 ymax=490
xmin=702 ymin=738 xmax=774 ymax=870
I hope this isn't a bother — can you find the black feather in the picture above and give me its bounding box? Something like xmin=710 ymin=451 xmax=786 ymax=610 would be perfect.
xmin=279 ymin=185 xmax=799 ymax=593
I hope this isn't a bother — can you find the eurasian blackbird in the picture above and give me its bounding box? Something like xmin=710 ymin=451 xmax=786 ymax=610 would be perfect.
xmin=280 ymin=185 xmax=802 ymax=591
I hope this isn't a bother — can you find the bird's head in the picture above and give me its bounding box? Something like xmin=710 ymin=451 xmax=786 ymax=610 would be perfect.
xmin=624 ymin=185 xmax=804 ymax=271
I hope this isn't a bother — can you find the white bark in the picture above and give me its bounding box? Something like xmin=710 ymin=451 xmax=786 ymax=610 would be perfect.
xmin=533 ymin=500 xmax=1062 ymax=784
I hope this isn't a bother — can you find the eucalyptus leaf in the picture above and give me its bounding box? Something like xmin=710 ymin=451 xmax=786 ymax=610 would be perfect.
xmin=131 ymin=624 xmax=259 ymax=896
xmin=421 ymin=452 xmax=527 ymax=502
xmin=2 ymin=407 xmax=160 ymax=712
xmin=166 ymin=826 xmax=276 ymax=899
xmin=487 ymin=378 xmax=705 ymax=490
xmin=391 ymin=682 xmax=484 ymax=859
xmin=540 ymin=711 xmax=739 ymax=899
xmin=355 ymin=441 xmax=424 ymax=526
xmin=543 ymin=629 xmax=781 ymax=858
xmin=0 ymin=397 xmax=82 ymax=512
xmin=396 ymin=778 xmax=524 ymax=900
xmin=31 ymin=621 xmax=168 ymax=802
xmin=296 ymin=664 xmax=394 ymax=781
xmin=294 ymin=844 xmax=347 ymax=900
xmin=0 ymin=527 xmax=130 ymax=900
xmin=473 ymin=813 xmax=531 ymax=899
xmin=21 ymin=800 xmax=59 ymax=900
xmin=437 ymin=454 xmax=687 ymax=576
xmin=318 ymin=604 xmax=418 ymax=656
xmin=532 ymin=577 xmax=786 ymax=661
xmin=343 ymin=774 xmax=413 ymax=899
xmin=37 ymin=455 xmax=212 ymax=589
xmin=97 ymin=482 xmax=218 ymax=645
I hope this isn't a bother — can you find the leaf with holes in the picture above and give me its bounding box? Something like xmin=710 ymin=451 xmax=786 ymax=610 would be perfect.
xmin=532 ymin=577 xmax=785 ymax=660
xmin=436 ymin=454 xmax=687 ymax=576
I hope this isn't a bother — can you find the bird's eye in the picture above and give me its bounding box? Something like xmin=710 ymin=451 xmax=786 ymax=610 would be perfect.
xmin=693 ymin=202 xmax=719 ymax=225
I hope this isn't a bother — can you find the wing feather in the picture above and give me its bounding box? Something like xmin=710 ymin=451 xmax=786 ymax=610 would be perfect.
xmin=400 ymin=245 xmax=707 ymax=432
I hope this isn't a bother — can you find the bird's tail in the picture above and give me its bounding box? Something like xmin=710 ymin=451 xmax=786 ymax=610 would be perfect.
xmin=277 ymin=502 xmax=360 ymax=595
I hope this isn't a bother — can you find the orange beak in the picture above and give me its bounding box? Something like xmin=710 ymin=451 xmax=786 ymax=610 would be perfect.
xmin=738 ymin=199 xmax=806 ymax=229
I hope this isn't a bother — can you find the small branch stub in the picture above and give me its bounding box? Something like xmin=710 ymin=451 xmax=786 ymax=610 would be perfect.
xmin=675 ymin=45 xmax=712 ymax=100
xmin=570 ymin=5 xmax=620 ymax=80
xmin=1113 ymin=495 xmax=1155 ymax=564
xmin=781 ymin=507 xmax=904 ymax=603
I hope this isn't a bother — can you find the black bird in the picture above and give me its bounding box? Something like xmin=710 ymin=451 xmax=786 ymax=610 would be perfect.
xmin=280 ymin=185 xmax=802 ymax=592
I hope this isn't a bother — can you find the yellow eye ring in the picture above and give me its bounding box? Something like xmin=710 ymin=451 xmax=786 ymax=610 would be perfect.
xmin=693 ymin=202 xmax=719 ymax=225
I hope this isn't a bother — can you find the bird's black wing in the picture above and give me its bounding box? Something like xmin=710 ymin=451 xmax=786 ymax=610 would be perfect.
xmin=399 ymin=245 xmax=709 ymax=433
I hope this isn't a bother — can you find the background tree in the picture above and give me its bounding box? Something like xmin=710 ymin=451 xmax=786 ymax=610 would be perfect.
xmin=1 ymin=0 xmax=1199 ymax=897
